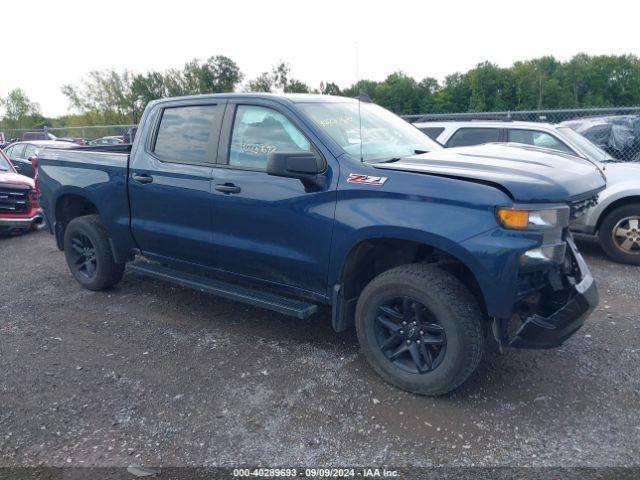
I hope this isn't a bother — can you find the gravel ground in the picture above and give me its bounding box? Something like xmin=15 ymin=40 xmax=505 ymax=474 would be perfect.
xmin=0 ymin=230 xmax=638 ymax=468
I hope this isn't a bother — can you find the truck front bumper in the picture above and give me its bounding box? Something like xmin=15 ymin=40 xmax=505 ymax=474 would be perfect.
xmin=0 ymin=211 xmax=44 ymax=232
xmin=509 ymin=236 xmax=598 ymax=349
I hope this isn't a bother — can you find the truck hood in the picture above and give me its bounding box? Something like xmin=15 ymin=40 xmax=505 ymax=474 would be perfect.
xmin=376 ymin=143 xmax=606 ymax=203
xmin=0 ymin=171 xmax=35 ymax=188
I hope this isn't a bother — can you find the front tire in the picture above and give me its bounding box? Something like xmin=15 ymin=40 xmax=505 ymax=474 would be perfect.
xmin=598 ymin=204 xmax=640 ymax=265
xmin=355 ymin=264 xmax=485 ymax=396
xmin=63 ymin=215 xmax=125 ymax=291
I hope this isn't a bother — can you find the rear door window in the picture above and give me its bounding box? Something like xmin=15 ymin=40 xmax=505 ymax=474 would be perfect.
xmin=418 ymin=127 xmax=445 ymax=140
xmin=446 ymin=128 xmax=501 ymax=147
xmin=152 ymin=104 xmax=220 ymax=164
xmin=508 ymin=129 xmax=574 ymax=154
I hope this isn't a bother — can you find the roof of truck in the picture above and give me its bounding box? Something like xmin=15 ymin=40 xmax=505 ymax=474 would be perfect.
xmin=152 ymin=93 xmax=358 ymax=104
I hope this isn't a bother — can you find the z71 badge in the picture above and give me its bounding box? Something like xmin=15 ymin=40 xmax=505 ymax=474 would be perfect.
xmin=347 ymin=173 xmax=388 ymax=186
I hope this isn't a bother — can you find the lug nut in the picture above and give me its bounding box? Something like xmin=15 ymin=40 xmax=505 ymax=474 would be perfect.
xmin=399 ymin=330 xmax=404 ymax=335
xmin=402 ymin=321 xmax=407 ymax=325
xmin=419 ymin=330 xmax=424 ymax=335
xmin=416 ymin=340 xmax=421 ymax=344
xmin=406 ymin=340 xmax=411 ymax=344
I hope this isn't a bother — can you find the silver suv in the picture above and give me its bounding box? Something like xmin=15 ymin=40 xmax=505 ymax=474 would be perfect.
xmin=414 ymin=120 xmax=640 ymax=265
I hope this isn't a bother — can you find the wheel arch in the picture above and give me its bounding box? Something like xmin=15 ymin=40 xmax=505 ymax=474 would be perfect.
xmin=595 ymin=195 xmax=640 ymax=233
xmin=53 ymin=190 xmax=101 ymax=250
xmin=331 ymin=229 xmax=489 ymax=332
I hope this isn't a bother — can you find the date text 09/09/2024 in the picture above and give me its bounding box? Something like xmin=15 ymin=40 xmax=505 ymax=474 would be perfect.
xmin=232 ymin=468 xmax=399 ymax=477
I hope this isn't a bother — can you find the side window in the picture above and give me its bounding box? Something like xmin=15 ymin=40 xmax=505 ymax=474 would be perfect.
xmin=418 ymin=127 xmax=445 ymax=140
xmin=508 ymin=129 xmax=574 ymax=154
xmin=446 ymin=128 xmax=501 ymax=147
xmin=23 ymin=144 xmax=38 ymax=159
xmin=7 ymin=144 xmax=25 ymax=159
xmin=229 ymin=105 xmax=311 ymax=170
xmin=153 ymin=105 xmax=219 ymax=163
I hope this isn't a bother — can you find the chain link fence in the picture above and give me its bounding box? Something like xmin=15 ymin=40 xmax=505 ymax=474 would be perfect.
xmin=1 ymin=125 xmax=136 ymax=144
xmin=404 ymin=106 xmax=640 ymax=162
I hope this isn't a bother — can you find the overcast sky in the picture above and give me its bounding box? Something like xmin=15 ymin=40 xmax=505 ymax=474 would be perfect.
xmin=4 ymin=0 xmax=639 ymax=117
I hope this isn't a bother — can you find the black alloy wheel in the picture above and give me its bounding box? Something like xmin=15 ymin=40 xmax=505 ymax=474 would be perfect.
xmin=67 ymin=232 xmax=98 ymax=279
xmin=375 ymin=296 xmax=447 ymax=374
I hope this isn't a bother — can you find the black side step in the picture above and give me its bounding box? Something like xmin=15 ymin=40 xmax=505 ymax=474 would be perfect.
xmin=127 ymin=261 xmax=318 ymax=319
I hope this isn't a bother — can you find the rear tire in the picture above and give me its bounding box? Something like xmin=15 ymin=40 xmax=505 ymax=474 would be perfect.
xmin=355 ymin=264 xmax=485 ymax=396
xmin=598 ymin=204 xmax=640 ymax=265
xmin=63 ymin=215 xmax=125 ymax=290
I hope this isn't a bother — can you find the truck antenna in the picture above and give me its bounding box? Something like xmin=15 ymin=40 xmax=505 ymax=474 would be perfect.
xmin=356 ymin=42 xmax=363 ymax=163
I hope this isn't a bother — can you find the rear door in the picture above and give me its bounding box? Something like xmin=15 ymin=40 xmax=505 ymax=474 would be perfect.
xmin=208 ymin=100 xmax=338 ymax=297
xmin=129 ymin=101 xmax=224 ymax=267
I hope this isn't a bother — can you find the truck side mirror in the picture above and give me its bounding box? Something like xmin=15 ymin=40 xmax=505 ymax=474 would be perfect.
xmin=266 ymin=151 xmax=325 ymax=191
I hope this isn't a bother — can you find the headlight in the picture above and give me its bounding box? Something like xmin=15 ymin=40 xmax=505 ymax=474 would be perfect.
xmin=496 ymin=206 xmax=570 ymax=230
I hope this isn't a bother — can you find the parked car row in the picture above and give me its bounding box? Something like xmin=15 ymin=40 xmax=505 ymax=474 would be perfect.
xmin=1 ymin=132 xmax=131 ymax=149
xmin=414 ymin=119 xmax=640 ymax=265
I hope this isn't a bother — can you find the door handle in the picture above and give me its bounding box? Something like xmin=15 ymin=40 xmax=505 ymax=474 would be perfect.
xmin=215 ymin=183 xmax=241 ymax=194
xmin=132 ymin=173 xmax=154 ymax=184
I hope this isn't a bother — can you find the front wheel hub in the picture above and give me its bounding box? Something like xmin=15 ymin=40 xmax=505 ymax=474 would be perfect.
xmin=69 ymin=233 xmax=98 ymax=279
xmin=374 ymin=296 xmax=447 ymax=374
xmin=612 ymin=216 xmax=640 ymax=254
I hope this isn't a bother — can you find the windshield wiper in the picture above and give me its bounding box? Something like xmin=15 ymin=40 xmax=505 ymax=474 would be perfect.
xmin=414 ymin=149 xmax=429 ymax=154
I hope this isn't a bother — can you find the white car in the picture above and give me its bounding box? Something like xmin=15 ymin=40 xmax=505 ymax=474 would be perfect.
xmin=414 ymin=120 xmax=640 ymax=265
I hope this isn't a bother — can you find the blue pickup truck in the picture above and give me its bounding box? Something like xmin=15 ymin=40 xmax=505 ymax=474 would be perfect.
xmin=37 ymin=94 xmax=605 ymax=395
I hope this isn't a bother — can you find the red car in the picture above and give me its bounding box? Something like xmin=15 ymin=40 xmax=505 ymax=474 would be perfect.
xmin=0 ymin=149 xmax=42 ymax=235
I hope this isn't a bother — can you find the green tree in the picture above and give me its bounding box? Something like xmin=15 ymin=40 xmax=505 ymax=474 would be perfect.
xmin=320 ymin=82 xmax=341 ymax=95
xmin=2 ymin=88 xmax=42 ymax=129
xmin=341 ymin=79 xmax=379 ymax=98
xmin=467 ymin=62 xmax=514 ymax=111
xmin=180 ymin=56 xmax=243 ymax=95
xmin=433 ymin=73 xmax=471 ymax=113
xmin=371 ymin=72 xmax=423 ymax=114
xmin=62 ymin=69 xmax=136 ymax=124
xmin=284 ymin=79 xmax=311 ymax=93
xmin=246 ymin=61 xmax=291 ymax=92
xmin=247 ymin=72 xmax=274 ymax=92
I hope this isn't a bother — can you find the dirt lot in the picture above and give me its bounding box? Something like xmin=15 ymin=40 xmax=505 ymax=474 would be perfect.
xmin=1 ymin=229 xmax=638 ymax=468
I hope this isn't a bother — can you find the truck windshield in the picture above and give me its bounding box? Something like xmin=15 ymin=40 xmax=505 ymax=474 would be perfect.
xmin=557 ymin=126 xmax=612 ymax=163
xmin=300 ymin=101 xmax=442 ymax=163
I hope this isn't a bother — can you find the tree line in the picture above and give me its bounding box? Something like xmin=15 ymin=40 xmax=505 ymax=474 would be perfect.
xmin=2 ymin=53 xmax=640 ymax=131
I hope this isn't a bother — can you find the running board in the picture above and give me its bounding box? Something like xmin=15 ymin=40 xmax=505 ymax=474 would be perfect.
xmin=127 ymin=261 xmax=318 ymax=319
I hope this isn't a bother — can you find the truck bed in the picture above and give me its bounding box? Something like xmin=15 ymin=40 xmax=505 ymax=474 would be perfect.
xmin=37 ymin=144 xmax=133 ymax=262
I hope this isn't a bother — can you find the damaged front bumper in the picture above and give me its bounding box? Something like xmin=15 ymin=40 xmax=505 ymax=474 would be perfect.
xmin=509 ymin=235 xmax=598 ymax=349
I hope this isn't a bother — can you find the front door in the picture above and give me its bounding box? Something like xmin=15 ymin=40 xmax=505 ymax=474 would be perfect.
xmin=129 ymin=102 xmax=223 ymax=267
xmin=209 ymin=102 xmax=338 ymax=297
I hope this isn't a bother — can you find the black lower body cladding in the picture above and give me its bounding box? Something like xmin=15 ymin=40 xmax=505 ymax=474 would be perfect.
xmin=510 ymin=235 xmax=598 ymax=349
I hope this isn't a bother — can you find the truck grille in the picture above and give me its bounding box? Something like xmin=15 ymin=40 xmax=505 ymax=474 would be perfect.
xmin=570 ymin=195 xmax=599 ymax=219
xmin=0 ymin=185 xmax=31 ymax=214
